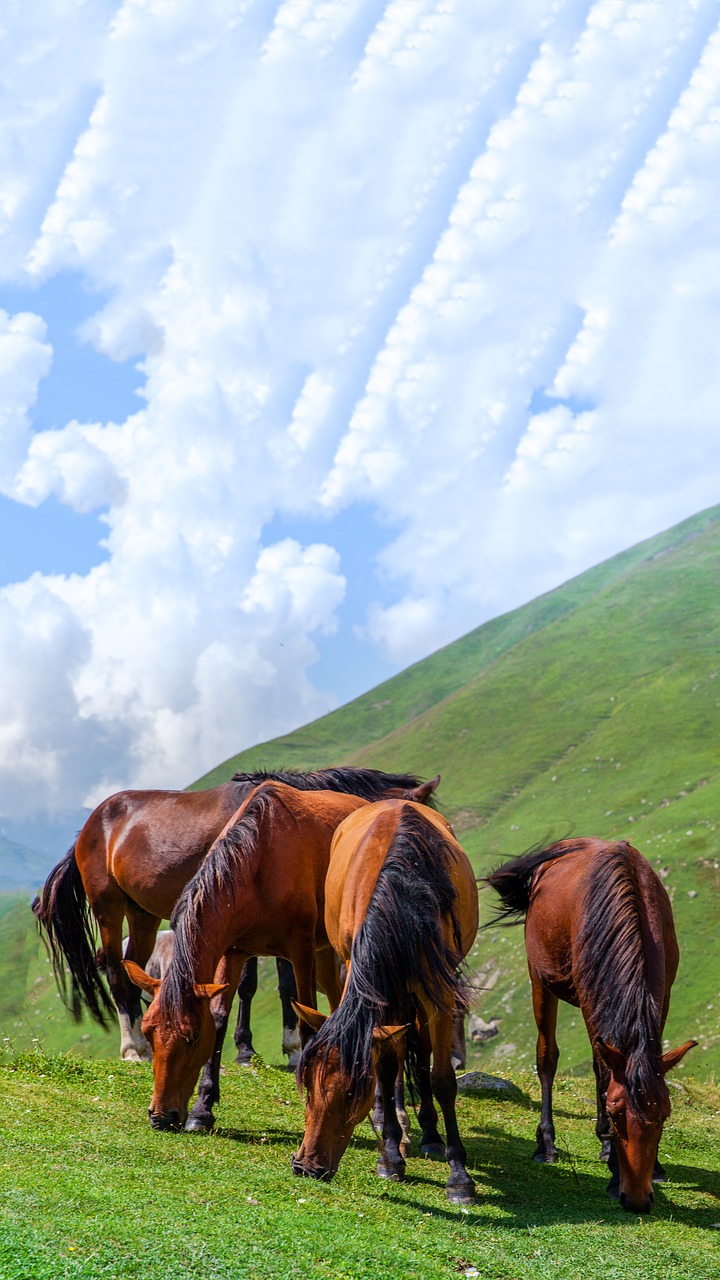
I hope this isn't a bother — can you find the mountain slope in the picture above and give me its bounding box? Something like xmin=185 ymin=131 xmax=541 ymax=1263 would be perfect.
xmin=0 ymin=834 xmax=54 ymax=893
xmin=194 ymin=502 xmax=720 ymax=1077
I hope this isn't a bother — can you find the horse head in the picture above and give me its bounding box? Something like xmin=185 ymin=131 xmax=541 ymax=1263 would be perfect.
xmin=123 ymin=960 xmax=227 ymax=1130
xmin=596 ymin=1036 xmax=697 ymax=1213
xmin=291 ymin=1003 xmax=407 ymax=1181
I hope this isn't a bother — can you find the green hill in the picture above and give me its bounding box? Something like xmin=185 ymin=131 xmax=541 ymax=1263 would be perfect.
xmin=193 ymin=501 xmax=720 ymax=1078
xmin=4 ymin=502 xmax=719 ymax=1076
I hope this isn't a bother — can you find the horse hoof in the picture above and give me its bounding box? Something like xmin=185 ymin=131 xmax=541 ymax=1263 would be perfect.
xmin=285 ymin=1051 xmax=300 ymax=1070
xmin=652 ymin=1162 xmax=668 ymax=1184
xmin=420 ymin=1142 xmax=445 ymax=1160
xmin=376 ymin=1159 xmax=406 ymax=1182
xmin=235 ymin=1049 xmax=255 ymax=1066
xmin=446 ymin=1182 xmax=476 ymax=1206
xmin=185 ymin=1115 xmax=214 ymax=1134
xmin=606 ymin=1182 xmax=621 ymax=1201
xmin=533 ymin=1150 xmax=557 ymax=1164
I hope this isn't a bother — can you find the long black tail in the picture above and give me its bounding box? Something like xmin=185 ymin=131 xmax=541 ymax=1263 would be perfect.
xmin=482 ymin=840 xmax=586 ymax=926
xmin=299 ymin=805 xmax=466 ymax=1111
xmin=32 ymin=845 xmax=115 ymax=1027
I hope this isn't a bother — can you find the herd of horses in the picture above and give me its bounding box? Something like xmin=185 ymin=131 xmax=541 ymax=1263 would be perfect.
xmin=32 ymin=764 xmax=696 ymax=1215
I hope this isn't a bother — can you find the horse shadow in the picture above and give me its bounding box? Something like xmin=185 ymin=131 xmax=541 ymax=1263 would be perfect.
xmin=376 ymin=1100 xmax=720 ymax=1232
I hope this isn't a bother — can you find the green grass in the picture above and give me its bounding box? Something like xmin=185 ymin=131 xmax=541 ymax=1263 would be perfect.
xmin=2 ymin=1049 xmax=719 ymax=1280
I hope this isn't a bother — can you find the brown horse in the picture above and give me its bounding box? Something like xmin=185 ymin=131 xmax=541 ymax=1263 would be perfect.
xmin=292 ymin=800 xmax=479 ymax=1204
xmin=32 ymin=766 xmax=438 ymax=1061
xmin=484 ymin=838 xmax=697 ymax=1213
xmin=125 ymin=782 xmax=418 ymax=1132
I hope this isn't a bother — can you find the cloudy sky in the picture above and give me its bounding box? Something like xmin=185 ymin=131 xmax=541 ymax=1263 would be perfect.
xmin=1 ymin=0 xmax=719 ymax=839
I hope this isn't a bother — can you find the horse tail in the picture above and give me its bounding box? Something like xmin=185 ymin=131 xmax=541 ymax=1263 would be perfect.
xmin=481 ymin=840 xmax=586 ymax=926
xmin=32 ymin=844 xmax=115 ymax=1027
xmin=300 ymin=804 xmax=465 ymax=1111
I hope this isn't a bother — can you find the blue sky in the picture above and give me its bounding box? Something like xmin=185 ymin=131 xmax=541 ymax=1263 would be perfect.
xmin=1 ymin=0 xmax=720 ymax=841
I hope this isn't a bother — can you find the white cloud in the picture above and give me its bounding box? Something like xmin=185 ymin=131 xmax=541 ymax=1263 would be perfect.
xmin=0 ymin=0 xmax=719 ymax=819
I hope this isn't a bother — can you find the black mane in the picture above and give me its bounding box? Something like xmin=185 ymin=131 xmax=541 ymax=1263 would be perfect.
xmin=231 ymin=765 xmax=437 ymax=807
xmin=161 ymin=786 xmax=276 ymax=1023
xmin=299 ymin=804 xmax=465 ymax=1111
xmin=575 ymin=844 xmax=665 ymax=1116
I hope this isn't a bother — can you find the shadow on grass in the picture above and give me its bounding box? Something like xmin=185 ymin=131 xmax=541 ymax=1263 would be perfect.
xmin=372 ymin=1120 xmax=720 ymax=1232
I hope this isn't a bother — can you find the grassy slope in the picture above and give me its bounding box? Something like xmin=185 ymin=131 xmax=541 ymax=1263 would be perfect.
xmin=4 ymin=503 xmax=719 ymax=1073
xmin=2 ymin=1050 xmax=720 ymax=1280
xmin=192 ymin=502 xmax=720 ymax=1078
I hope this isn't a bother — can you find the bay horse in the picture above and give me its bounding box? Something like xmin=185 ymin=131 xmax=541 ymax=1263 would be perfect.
xmin=292 ymin=799 xmax=479 ymax=1204
xmin=32 ymin=766 xmax=438 ymax=1062
xmin=125 ymin=782 xmax=413 ymax=1133
xmin=484 ymin=838 xmax=697 ymax=1213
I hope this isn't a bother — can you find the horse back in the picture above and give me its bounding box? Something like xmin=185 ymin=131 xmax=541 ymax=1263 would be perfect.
xmin=325 ymin=799 xmax=477 ymax=965
xmin=526 ymin=839 xmax=678 ymax=1012
xmin=74 ymin=781 xmax=248 ymax=918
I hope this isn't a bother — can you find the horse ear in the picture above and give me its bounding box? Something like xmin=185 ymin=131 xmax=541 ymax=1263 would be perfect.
xmin=192 ymin=982 xmax=229 ymax=1000
xmin=372 ymin=1024 xmax=410 ymax=1046
xmin=124 ymin=960 xmax=161 ymax=998
xmin=659 ymin=1039 xmax=698 ymax=1074
xmin=292 ymin=1001 xmax=327 ymax=1033
xmin=412 ymin=775 xmax=440 ymax=803
xmin=595 ymin=1037 xmax=626 ymax=1075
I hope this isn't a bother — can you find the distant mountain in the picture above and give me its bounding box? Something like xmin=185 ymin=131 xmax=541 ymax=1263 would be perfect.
xmin=0 ymin=833 xmax=53 ymax=893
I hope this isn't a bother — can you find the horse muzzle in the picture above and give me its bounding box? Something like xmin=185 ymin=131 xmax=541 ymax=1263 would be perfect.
xmin=148 ymin=1106 xmax=186 ymax=1131
xmin=619 ymin=1188 xmax=654 ymax=1214
xmin=291 ymin=1153 xmax=334 ymax=1180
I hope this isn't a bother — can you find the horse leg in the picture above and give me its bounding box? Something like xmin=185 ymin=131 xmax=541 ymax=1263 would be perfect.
xmin=122 ymin=904 xmax=163 ymax=1061
xmin=187 ymin=950 xmax=247 ymax=1133
xmin=94 ymin=898 xmax=146 ymax=1063
xmin=415 ymin=1018 xmax=444 ymax=1158
xmin=233 ymin=957 xmax=258 ymax=1065
xmin=592 ymin=1047 xmax=613 ymax=1163
xmin=428 ymin=1013 xmax=476 ymax=1204
xmin=276 ymin=957 xmax=301 ymax=1068
xmin=393 ymin=1039 xmax=411 ymax=1157
xmin=372 ymin=1044 xmax=411 ymax=1157
xmin=451 ymin=1007 xmax=467 ymax=1071
xmin=532 ymin=980 xmax=559 ymax=1163
xmin=287 ymin=941 xmax=317 ymax=1048
xmin=374 ymin=1043 xmax=406 ymax=1182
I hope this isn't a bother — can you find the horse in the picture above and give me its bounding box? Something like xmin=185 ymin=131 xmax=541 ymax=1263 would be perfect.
xmin=292 ymin=799 xmax=479 ymax=1204
xmin=483 ymin=838 xmax=697 ymax=1213
xmin=125 ymin=781 xmax=421 ymax=1133
xmin=32 ymin=766 xmax=438 ymax=1062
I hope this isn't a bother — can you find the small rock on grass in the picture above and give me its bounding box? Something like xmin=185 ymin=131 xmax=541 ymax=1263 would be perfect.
xmin=456 ymin=1070 xmax=515 ymax=1094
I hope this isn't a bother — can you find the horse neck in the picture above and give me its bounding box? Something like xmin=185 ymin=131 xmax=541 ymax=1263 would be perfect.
xmin=576 ymin=846 xmax=664 ymax=1058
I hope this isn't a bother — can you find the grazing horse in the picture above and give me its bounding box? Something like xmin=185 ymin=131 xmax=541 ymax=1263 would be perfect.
xmin=32 ymin=766 xmax=438 ymax=1062
xmin=292 ymin=800 xmax=479 ymax=1204
xmin=484 ymin=838 xmax=697 ymax=1214
xmin=125 ymin=782 xmax=410 ymax=1132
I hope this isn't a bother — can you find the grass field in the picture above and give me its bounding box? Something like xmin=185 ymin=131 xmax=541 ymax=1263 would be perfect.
xmin=2 ymin=1048 xmax=719 ymax=1280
